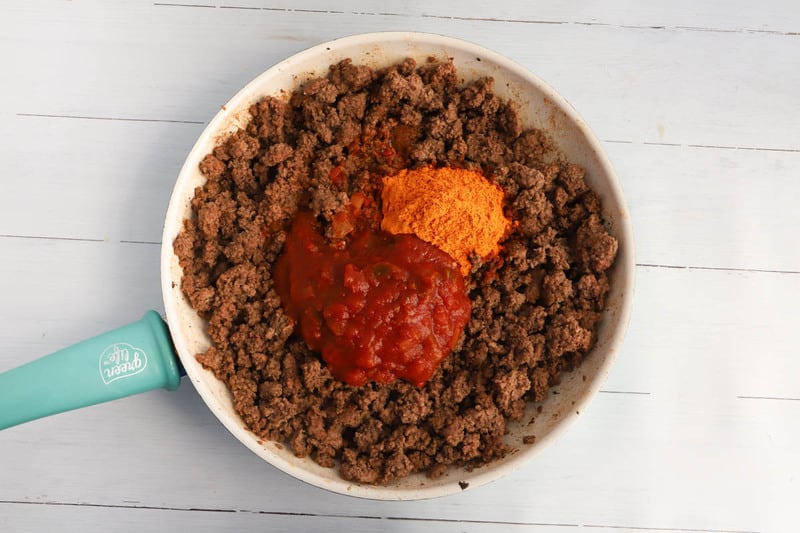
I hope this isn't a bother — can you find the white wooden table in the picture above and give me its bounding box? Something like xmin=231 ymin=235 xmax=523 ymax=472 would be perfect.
xmin=2 ymin=2 xmax=798 ymax=532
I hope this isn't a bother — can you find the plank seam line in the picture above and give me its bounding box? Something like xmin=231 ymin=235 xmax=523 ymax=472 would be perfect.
xmin=422 ymin=14 xmax=563 ymax=25
xmin=0 ymin=500 xmax=598 ymax=528
xmin=0 ymin=234 xmax=104 ymax=243
xmin=0 ymin=500 xmax=233 ymax=513
xmin=0 ymin=235 xmax=165 ymax=245
xmin=120 ymin=240 xmax=162 ymax=245
xmin=605 ymin=140 xmax=800 ymax=153
xmin=0 ymin=501 xmax=761 ymax=532
xmin=674 ymin=25 xmax=800 ymax=37
xmin=2 ymin=237 xmax=797 ymax=277
xmin=151 ymin=2 xmax=800 ymax=37
xmin=14 ymin=115 xmax=799 ymax=154
xmin=636 ymin=263 xmax=800 ymax=275
xmin=0 ymin=501 xmax=568 ymax=526
xmin=16 ymin=113 xmax=204 ymax=125
xmin=738 ymin=395 xmax=800 ymax=402
xmin=686 ymin=143 xmax=800 ymax=153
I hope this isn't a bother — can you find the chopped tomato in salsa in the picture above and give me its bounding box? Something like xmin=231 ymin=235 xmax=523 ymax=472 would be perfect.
xmin=274 ymin=212 xmax=471 ymax=387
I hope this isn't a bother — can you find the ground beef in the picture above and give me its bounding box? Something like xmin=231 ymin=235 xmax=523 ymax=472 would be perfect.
xmin=175 ymin=58 xmax=618 ymax=484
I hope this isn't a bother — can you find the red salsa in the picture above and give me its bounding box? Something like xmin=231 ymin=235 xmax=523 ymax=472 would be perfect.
xmin=274 ymin=212 xmax=471 ymax=387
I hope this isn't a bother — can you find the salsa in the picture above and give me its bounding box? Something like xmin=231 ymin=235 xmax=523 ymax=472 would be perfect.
xmin=274 ymin=211 xmax=471 ymax=387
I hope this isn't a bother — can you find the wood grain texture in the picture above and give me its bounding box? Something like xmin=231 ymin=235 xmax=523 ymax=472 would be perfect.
xmin=0 ymin=243 xmax=795 ymax=532
xmin=6 ymin=502 xmax=725 ymax=533
xmin=1 ymin=1 xmax=798 ymax=532
xmin=189 ymin=0 xmax=800 ymax=35
xmin=2 ymin=115 xmax=797 ymax=271
xmin=3 ymin=3 xmax=799 ymax=149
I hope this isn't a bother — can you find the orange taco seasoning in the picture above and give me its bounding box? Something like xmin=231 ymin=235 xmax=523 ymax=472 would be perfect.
xmin=381 ymin=166 xmax=511 ymax=275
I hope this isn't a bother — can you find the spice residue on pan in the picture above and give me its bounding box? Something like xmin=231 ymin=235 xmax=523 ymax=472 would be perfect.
xmin=174 ymin=57 xmax=617 ymax=484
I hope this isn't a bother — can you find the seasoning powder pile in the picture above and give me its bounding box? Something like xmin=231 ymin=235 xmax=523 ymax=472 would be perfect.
xmin=381 ymin=167 xmax=511 ymax=275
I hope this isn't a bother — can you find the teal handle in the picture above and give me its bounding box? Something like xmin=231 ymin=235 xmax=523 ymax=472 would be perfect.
xmin=0 ymin=311 xmax=181 ymax=430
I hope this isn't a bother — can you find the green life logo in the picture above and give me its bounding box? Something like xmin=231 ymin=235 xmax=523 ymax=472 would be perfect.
xmin=99 ymin=343 xmax=148 ymax=385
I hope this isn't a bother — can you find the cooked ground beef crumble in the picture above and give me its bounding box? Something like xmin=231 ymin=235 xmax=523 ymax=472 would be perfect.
xmin=174 ymin=57 xmax=618 ymax=484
